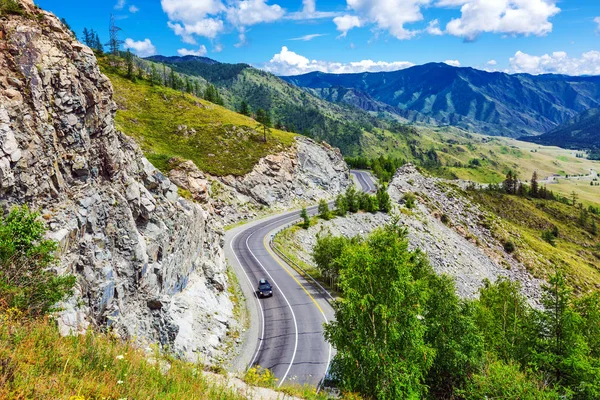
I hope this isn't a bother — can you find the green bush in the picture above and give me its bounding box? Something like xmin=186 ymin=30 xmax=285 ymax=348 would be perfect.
xmin=0 ymin=205 xmax=75 ymax=315
xmin=0 ymin=0 xmax=24 ymax=15
xmin=376 ymin=185 xmax=392 ymax=213
xmin=299 ymin=207 xmax=310 ymax=229
xmin=317 ymin=199 xmax=331 ymax=220
xmin=541 ymin=229 xmax=556 ymax=246
xmin=459 ymin=360 xmax=561 ymax=400
xmin=503 ymin=240 xmax=516 ymax=253
xmin=403 ymin=192 xmax=416 ymax=209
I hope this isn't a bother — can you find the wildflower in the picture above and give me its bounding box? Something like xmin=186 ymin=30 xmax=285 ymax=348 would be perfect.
xmin=117 ymin=380 xmax=124 ymax=385
xmin=116 ymin=354 xmax=125 ymax=360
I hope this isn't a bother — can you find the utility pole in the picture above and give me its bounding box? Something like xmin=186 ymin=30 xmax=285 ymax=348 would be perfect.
xmin=108 ymin=14 xmax=122 ymax=56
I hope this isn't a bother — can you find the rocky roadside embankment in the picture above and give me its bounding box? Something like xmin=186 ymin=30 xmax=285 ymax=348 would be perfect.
xmin=289 ymin=164 xmax=543 ymax=301
xmin=168 ymin=136 xmax=350 ymax=226
xmin=0 ymin=0 xmax=350 ymax=369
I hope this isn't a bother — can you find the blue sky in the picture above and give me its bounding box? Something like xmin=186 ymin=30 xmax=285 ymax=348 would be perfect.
xmin=37 ymin=0 xmax=600 ymax=76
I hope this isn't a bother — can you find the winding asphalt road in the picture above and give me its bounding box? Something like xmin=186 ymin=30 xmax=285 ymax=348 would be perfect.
xmin=225 ymin=170 xmax=376 ymax=388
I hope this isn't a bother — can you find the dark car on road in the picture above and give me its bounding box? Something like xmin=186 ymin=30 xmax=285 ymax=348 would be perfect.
xmin=257 ymin=279 xmax=273 ymax=298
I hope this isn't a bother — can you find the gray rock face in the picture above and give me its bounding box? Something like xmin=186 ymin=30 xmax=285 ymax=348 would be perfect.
xmin=0 ymin=3 xmax=231 ymax=363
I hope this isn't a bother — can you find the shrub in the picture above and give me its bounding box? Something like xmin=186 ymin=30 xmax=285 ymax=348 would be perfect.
xmin=440 ymin=213 xmax=450 ymax=225
xmin=403 ymin=192 xmax=416 ymax=209
xmin=503 ymin=240 xmax=516 ymax=253
xmin=299 ymin=207 xmax=310 ymax=229
xmin=376 ymin=185 xmax=392 ymax=213
xmin=317 ymin=199 xmax=331 ymax=220
xmin=0 ymin=0 xmax=24 ymax=15
xmin=335 ymin=194 xmax=348 ymax=217
xmin=459 ymin=360 xmax=561 ymax=400
xmin=541 ymin=230 xmax=556 ymax=246
xmin=0 ymin=205 xmax=75 ymax=315
xmin=244 ymin=366 xmax=277 ymax=388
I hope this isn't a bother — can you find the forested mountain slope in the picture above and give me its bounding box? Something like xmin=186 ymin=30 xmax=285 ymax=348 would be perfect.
xmin=145 ymin=55 xmax=397 ymax=154
xmin=522 ymin=107 xmax=600 ymax=151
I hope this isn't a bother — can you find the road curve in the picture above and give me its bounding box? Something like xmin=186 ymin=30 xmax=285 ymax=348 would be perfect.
xmin=352 ymin=169 xmax=377 ymax=193
xmin=225 ymin=170 xmax=376 ymax=387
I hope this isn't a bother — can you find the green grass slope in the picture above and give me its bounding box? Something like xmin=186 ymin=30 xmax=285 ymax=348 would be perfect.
xmin=468 ymin=191 xmax=600 ymax=291
xmin=100 ymin=58 xmax=296 ymax=176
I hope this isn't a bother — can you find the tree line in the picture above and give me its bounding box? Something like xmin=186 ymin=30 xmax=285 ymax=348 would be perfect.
xmin=315 ymin=222 xmax=600 ymax=399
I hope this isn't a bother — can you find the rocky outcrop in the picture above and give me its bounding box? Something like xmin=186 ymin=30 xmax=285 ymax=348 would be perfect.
xmin=169 ymin=137 xmax=351 ymax=225
xmin=387 ymin=164 xmax=542 ymax=300
xmin=0 ymin=1 xmax=232 ymax=363
xmin=285 ymin=165 xmax=542 ymax=301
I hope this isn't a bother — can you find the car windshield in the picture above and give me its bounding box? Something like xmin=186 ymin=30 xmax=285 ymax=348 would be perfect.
xmin=259 ymin=283 xmax=271 ymax=290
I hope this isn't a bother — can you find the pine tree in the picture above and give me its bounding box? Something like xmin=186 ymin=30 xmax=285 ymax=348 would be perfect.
xmin=255 ymin=108 xmax=272 ymax=143
xmin=82 ymin=27 xmax=91 ymax=46
xmin=125 ymin=50 xmax=134 ymax=80
xmin=149 ymin=64 xmax=159 ymax=86
xmin=534 ymin=270 xmax=588 ymax=388
xmin=571 ymin=191 xmax=578 ymax=207
xmin=239 ymin=100 xmax=251 ymax=116
xmin=94 ymin=32 xmax=104 ymax=54
xmin=531 ymin=171 xmax=539 ymax=198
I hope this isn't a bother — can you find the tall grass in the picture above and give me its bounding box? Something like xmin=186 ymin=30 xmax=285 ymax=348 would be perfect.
xmin=0 ymin=309 xmax=245 ymax=399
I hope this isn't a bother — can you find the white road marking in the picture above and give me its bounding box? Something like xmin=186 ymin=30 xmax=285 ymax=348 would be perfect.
xmin=229 ymin=229 xmax=266 ymax=369
xmin=245 ymin=226 xmax=299 ymax=387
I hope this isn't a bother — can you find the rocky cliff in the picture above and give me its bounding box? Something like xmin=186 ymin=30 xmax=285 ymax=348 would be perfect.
xmin=169 ymin=137 xmax=350 ymax=225
xmin=0 ymin=0 xmax=350 ymax=366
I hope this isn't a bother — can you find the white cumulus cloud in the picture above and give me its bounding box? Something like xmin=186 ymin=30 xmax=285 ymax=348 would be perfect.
xmin=509 ymin=50 xmax=600 ymax=76
xmin=263 ymin=46 xmax=414 ymax=75
xmin=124 ymin=38 xmax=157 ymax=57
xmin=342 ymin=0 xmax=430 ymax=40
xmin=444 ymin=59 xmax=461 ymax=67
xmin=486 ymin=59 xmax=497 ymax=65
xmin=129 ymin=5 xmax=139 ymax=13
xmin=177 ymin=45 xmax=208 ymax=56
xmin=333 ymin=15 xmax=363 ymax=37
xmin=167 ymin=19 xmax=224 ymax=43
xmin=226 ymin=0 xmax=284 ymax=27
xmin=162 ymin=0 xmax=285 ymax=45
xmin=115 ymin=0 xmax=126 ymax=10
xmin=443 ymin=0 xmax=560 ymax=41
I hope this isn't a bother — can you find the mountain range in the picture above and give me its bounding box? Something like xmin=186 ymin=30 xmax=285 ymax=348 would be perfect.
xmin=282 ymin=63 xmax=600 ymax=139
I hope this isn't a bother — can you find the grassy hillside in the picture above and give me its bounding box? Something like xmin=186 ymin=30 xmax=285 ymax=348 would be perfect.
xmin=100 ymin=57 xmax=296 ymax=176
xmin=467 ymin=190 xmax=600 ymax=291
xmin=357 ymin=124 xmax=600 ymax=206
xmin=145 ymin=56 xmax=393 ymax=154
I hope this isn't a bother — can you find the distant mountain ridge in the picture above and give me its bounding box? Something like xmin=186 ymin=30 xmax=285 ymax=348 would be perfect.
xmin=146 ymin=55 xmax=220 ymax=65
xmin=522 ymin=107 xmax=600 ymax=150
xmin=282 ymin=63 xmax=600 ymax=138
